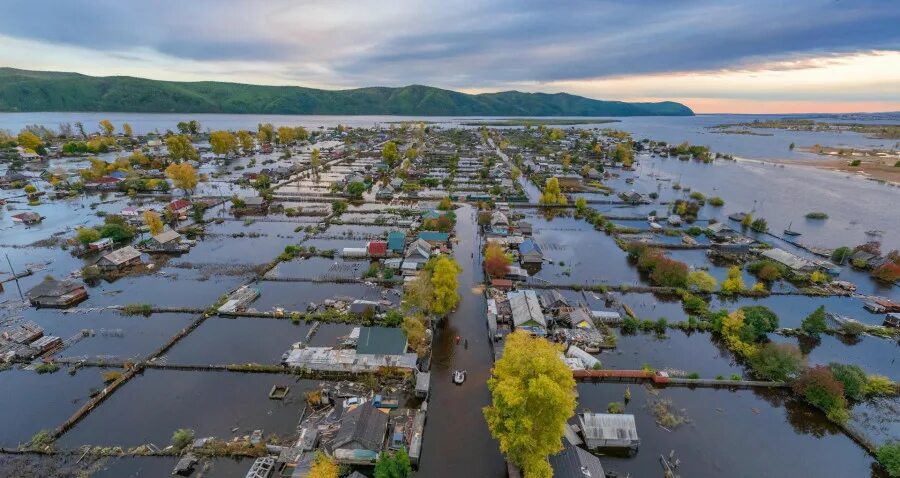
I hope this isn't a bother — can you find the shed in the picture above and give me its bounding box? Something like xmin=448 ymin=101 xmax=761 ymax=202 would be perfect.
xmin=367 ymin=241 xmax=388 ymax=257
xmin=342 ymin=247 xmax=369 ymax=258
xmin=26 ymin=278 xmax=88 ymax=308
xmin=507 ymin=290 xmax=546 ymax=334
xmin=415 ymin=371 xmax=431 ymax=398
xmin=149 ymin=230 xmax=181 ymax=248
xmin=96 ymin=246 xmax=142 ymax=271
xmin=579 ymin=413 xmax=640 ymax=450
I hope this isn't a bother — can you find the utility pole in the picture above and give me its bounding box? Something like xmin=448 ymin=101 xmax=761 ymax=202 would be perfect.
xmin=5 ymin=253 xmax=24 ymax=301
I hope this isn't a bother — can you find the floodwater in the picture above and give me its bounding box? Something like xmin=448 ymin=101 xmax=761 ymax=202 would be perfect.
xmin=417 ymin=204 xmax=507 ymax=477
xmin=58 ymin=369 xmax=312 ymax=447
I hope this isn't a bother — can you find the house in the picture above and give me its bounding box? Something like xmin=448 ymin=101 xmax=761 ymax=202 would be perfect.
xmin=549 ymin=436 xmax=606 ymax=478
xmin=376 ymin=184 xmax=395 ymax=200
xmin=579 ymin=413 xmax=640 ymax=451
xmin=620 ymin=190 xmax=644 ymax=204
xmin=518 ymin=239 xmax=544 ymax=264
xmin=96 ymin=246 xmax=142 ymax=271
xmin=26 ymin=277 xmax=88 ymax=308
xmin=761 ymin=248 xmax=817 ymax=273
xmin=709 ymin=243 xmax=750 ymax=257
xmin=591 ymin=310 xmax=623 ymax=324
xmin=516 ymin=221 xmax=533 ymax=236
xmin=326 ymin=401 xmax=389 ymax=456
xmin=405 ymin=238 xmax=433 ymax=266
xmin=884 ymin=313 xmax=900 ymax=328
xmin=0 ymin=172 xmax=28 ymax=188
xmin=349 ymin=300 xmax=382 ymax=316
xmin=555 ymin=174 xmax=583 ymax=189
xmin=84 ymin=176 xmax=122 ymax=191
xmin=168 ymin=199 xmax=191 ymax=216
xmin=242 ymin=196 xmax=268 ymax=212
xmin=387 ymin=231 xmax=406 ymax=253
xmin=367 ymin=241 xmax=388 ymax=258
xmin=562 ymin=307 xmax=595 ymax=329
xmin=146 ymin=230 xmax=187 ymax=252
xmin=539 ymin=289 xmax=570 ymax=315
xmin=417 ymin=231 xmax=450 ymax=245
xmin=0 ymin=321 xmax=43 ymax=344
xmin=490 ymin=211 xmax=509 ymax=236
xmin=356 ymin=326 xmax=408 ymax=356
xmin=707 ymin=222 xmax=738 ymax=242
xmin=507 ymin=290 xmax=546 ymax=335
xmin=11 ymin=212 xmax=42 ymax=224
xmin=88 ymin=237 xmax=113 ymax=251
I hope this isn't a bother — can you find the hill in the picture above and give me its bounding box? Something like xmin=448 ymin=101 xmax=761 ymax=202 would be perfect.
xmin=0 ymin=68 xmax=693 ymax=116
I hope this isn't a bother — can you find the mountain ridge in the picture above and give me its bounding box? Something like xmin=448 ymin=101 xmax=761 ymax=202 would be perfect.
xmin=0 ymin=67 xmax=694 ymax=116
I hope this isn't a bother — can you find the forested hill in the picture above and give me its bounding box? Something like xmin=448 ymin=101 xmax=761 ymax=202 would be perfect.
xmin=0 ymin=68 xmax=694 ymax=116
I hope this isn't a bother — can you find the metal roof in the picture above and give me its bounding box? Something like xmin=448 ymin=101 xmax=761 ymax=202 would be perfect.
xmin=580 ymin=413 xmax=639 ymax=442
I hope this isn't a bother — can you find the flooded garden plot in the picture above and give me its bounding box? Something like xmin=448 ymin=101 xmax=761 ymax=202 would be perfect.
xmin=165 ymin=317 xmax=312 ymax=364
xmin=524 ymin=213 xmax=643 ymax=285
xmin=0 ymin=368 xmax=105 ymax=447
xmin=0 ymin=246 xmax=88 ymax=302
xmin=710 ymin=294 xmax=878 ymax=328
xmin=58 ymin=369 xmax=314 ymax=448
xmin=81 ymin=267 xmax=247 ymax=308
xmin=267 ymin=256 xmax=367 ymax=280
xmin=21 ymin=309 xmax=195 ymax=362
xmin=666 ymin=248 xmax=764 ymax=288
xmin=768 ymin=333 xmax=900 ymax=380
xmin=252 ymin=281 xmax=396 ymax=312
xmin=600 ymin=330 xmax=744 ymax=378
xmin=575 ymin=383 xmax=881 ymax=478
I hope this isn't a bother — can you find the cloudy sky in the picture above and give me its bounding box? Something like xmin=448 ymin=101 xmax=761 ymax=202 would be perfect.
xmin=1 ymin=0 xmax=899 ymax=113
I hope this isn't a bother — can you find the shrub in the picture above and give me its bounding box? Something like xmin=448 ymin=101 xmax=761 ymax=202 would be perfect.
xmin=828 ymin=363 xmax=868 ymax=402
xmin=708 ymin=196 xmax=724 ymax=207
xmin=805 ymin=212 xmax=828 ymax=220
xmin=849 ymin=159 xmax=861 ymax=166
xmin=793 ymin=366 xmax=849 ymax=424
xmin=730 ymin=373 xmax=741 ymax=381
xmin=831 ymin=246 xmax=852 ymax=263
xmin=687 ymin=372 xmax=700 ymax=379
xmin=872 ymin=263 xmax=900 ymax=283
xmin=121 ymin=303 xmax=153 ymax=316
xmin=864 ymin=375 xmax=898 ymax=397
xmin=750 ymin=218 xmax=768 ymax=233
xmin=30 ymin=430 xmax=52 ymax=448
xmin=35 ymin=363 xmax=60 ymax=374
xmin=737 ymin=306 xmax=779 ymax=342
xmin=171 ymin=428 xmax=195 ymax=450
xmin=876 ymin=443 xmax=900 ymax=477
xmin=607 ymin=402 xmax=625 ymax=414
xmin=102 ymin=370 xmax=123 ymax=383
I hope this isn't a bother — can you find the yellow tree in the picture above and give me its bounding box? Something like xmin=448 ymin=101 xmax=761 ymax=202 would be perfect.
xmin=382 ymin=141 xmax=400 ymax=167
xmin=165 ymin=135 xmax=198 ymax=163
xmin=307 ymin=451 xmax=339 ymax=478
xmin=484 ymin=332 xmax=576 ymax=478
xmin=99 ymin=119 xmax=115 ymax=136
xmin=17 ymin=131 xmax=43 ymax=151
xmin=236 ymin=131 xmax=255 ymax=154
xmin=122 ymin=123 xmax=133 ymax=138
xmin=257 ymin=123 xmax=275 ymax=144
xmin=539 ymin=177 xmax=567 ymax=205
xmin=430 ymin=256 xmax=461 ymax=316
xmin=165 ymin=163 xmax=198 ymax=194
xmin=403 ymin=270 xmax=434 ymax=314
xmin=310 ymin=148 xmax=321 ymax=175
xmin=277 ymin=126 xmax=295 ymax=145
xmin=294 ymin=126 xmax=309 ymax=142
xmin=721 ymin=265 xmax=746 ymax=294
xmin=560 ymin=153 xmax=571 ymax=172
xmin=209 ymin=131 xmax=239 ymax=156
xmin=143 ymin=210 xmax=164 ymax=235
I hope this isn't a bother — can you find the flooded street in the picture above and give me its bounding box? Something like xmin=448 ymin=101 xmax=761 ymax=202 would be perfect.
xmin=417 ymin=204 xmax=506 ymax=477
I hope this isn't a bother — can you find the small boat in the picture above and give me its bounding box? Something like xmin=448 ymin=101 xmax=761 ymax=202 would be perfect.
xmin=453 ymin=370 xmax=467 ymax=385
xmin=784 ymin=222 xmax=801 ymax=236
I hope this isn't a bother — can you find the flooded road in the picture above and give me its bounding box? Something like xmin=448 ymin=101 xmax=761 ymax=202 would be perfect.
xmin=417 ymin=203 xmax=506 ymax=477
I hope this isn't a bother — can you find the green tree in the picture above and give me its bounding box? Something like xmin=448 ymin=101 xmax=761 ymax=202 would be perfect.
xmin=374 ymin=448 xmax=412 ymax=478
xmin=800 ymin=305 xmax=827 ymax=336
xmin=430 ymin=256 xmax=461 ymax=316
xmin=829 ymin=363 xmax=868 ymax=402
xmin=748 ymin=342 xmax=805 ymax=381
xmin=484 ymin=331 xmax=576 ymax=478
xmin=310 ymin=148 xmax=321 ymax=175
xmin=347 ymin=181 xmax=366 ymax=198
xmin=75 ymin=227 xmax=101 ymax=245
xmin=165 ymin=134 xmax=198 ymax=163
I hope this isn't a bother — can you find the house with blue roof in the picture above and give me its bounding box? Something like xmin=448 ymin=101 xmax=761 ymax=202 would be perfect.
xmin=519 ymin=239 xmax=543 ymax=264
xmin=387 ymin=231 xmax=406 ymax=253
xmin=417 ymin=231 xmax=449 ymax=245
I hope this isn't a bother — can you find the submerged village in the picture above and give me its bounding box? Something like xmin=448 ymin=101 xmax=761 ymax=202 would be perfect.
xmin=1 ymin=117 xmax=899 ymax=478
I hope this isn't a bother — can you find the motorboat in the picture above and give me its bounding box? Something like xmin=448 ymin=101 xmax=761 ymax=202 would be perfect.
xmin=453 ymin=370 xmax=467 ymax=385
